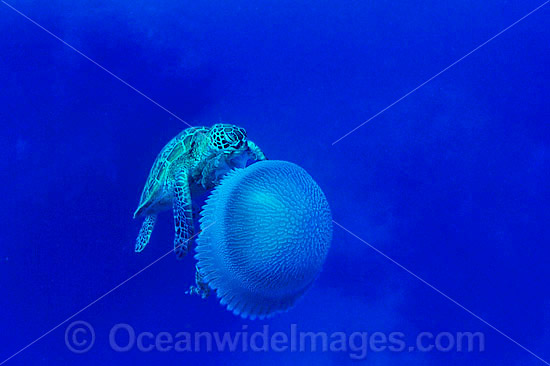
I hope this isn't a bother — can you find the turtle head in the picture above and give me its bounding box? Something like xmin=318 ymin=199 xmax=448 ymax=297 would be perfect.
xmin=196 ymin=124 xmax=259 ymax=188
xmin=208 ymin=124 xmax=248 ymax=152
xmin=202 ymin=124 xmax=253 ymax=180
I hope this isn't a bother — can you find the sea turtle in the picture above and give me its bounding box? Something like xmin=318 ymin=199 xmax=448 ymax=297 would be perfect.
xmin=134 ymin=123 xmax=266 ymax=260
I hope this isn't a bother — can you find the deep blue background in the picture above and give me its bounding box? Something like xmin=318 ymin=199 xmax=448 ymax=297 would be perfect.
xmin=1 ymin=1 xmax=549 ymax=365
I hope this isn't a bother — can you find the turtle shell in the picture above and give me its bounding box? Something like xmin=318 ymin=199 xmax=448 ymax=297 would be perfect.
xmin=134 ymin=127 xmax=209 ymax=218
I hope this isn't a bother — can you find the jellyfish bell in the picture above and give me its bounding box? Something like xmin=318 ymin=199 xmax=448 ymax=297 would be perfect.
xmin=195 ymin=160 xmax=333 ymax=319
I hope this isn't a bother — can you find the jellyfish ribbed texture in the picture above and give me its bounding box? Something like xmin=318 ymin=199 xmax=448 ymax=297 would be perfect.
xmin=195 ymin=160 xmax=332 ymax=319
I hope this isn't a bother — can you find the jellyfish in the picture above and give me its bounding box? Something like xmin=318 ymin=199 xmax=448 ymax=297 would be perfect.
xmin=194 ymin=160 xmax=332 ymax=319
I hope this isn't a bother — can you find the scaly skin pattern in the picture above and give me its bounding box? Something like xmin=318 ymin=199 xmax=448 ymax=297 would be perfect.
xmin=134 ymin=123 xmax=266 ymax=261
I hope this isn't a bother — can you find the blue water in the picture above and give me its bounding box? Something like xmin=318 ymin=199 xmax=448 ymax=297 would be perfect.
xmin=1 ymin=1 xmax=549 ymax=365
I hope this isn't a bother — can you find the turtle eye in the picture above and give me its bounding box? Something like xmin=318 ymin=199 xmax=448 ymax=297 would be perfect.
xmin=231 ymin=129 xmax=247 ymax=147
xmin=224 ymin=132 xmax=244 ymax=148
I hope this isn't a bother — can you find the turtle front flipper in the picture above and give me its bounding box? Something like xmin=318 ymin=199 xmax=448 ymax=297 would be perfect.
xmin=135 ymin=214 xmax=157 ymax=252
xmin=173 ymin=170 xmax=194 ymax=259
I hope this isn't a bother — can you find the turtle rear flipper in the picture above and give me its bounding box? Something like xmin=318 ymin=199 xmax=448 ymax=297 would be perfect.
xmin=135 ymin=215 xmax=157 ymax=252
xmin=186 ymin=265 xmax=211 ymax=298
xmin=173 ymin=170 xmax=194 ymax=259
